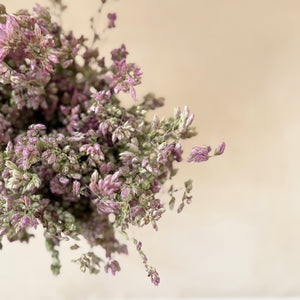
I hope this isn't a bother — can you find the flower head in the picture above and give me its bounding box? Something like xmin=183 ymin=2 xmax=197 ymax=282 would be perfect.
xmin=187 ymin=145 xmax=211 ymax=162
xmin=0 ymin=2 xmax=224 ymax=287
xmin=107 ymin=13 xmax=117 ymax=28
xmin=215 ymin=141 xmax=226 ymax=156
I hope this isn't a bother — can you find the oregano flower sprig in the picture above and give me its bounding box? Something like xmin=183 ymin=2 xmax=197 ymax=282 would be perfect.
xmin=0 ymin=2 xmax=225 ymax=286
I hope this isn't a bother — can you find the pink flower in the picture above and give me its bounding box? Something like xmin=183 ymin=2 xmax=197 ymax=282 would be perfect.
xmin=187 ymin=145 xmax=211 ymax=162
xmin=94 ymin=199 xmax=120 ymax=215
xmin=107 ymin=13 xmax=117 ymax=28
xmin=111 ymin=44 xmax=128 ymax=61
xmin=21 ymin=195 xmax=31 ymax=206
xmin=148 ymin=268 xmax=160 ymax=286
xmin=105 ymin=260 xmax=120 ymax=275
xmin=110 ymin=58 xmax=142 ymax=100
xmin=214 ymin=142 xmax=226 ymax=156
xmin=72 ymin=180 xmax=81 ymax=195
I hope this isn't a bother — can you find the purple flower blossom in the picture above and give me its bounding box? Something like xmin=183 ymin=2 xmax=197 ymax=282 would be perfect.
xmin=105 ymin=260 xmax=121 ymax=275
xmin=148 ymin=268 xmax=160 ymax=286
xmin=89 ymin=171 xmax=122 ymax=197
xmin=94 ymin=199 xmax=120 ymax=215
xmin=92 ymin=90 xmax=111 ymax=104
xmin=110 ymin=58 xmax=142 ymax=100
xmin=136 ymin=241 xmax=142 ymax=250
xmin=157 ymin=142 xmax=183 ymax=164
xmin=187 ymin=145 xmax=212 ymax=162
xmin=120 ymin=187 xmax=130 ymax=199
xmin=21 ymin=195 xmax=31 ymax=207
xmin=214 ymin=141 xmax=226 ymax=156
xmin=19 ymin=215 xmax=38 ymax=231
xmin=72 ymin=180 xmax=80 ymax=195
xmin=107 ymin=13 xmax=117 ymax=28
xmin=111 ymin=44 xmax=128 ymax=62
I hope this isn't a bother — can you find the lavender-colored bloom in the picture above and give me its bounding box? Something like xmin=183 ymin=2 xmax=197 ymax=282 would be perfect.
xmin=136 ymin=241 xmax=142 ymax=250
xmin=105 ymin=260 xmax=121 ymax=275
xmin=148 ymin=268 xmax=160 ymax=286
xmin=16 ymin=215 xmax=38 ymax=232
xmin=187 ymin=145 xmax=212 ymax=162
xmin=120 ymin=187 xmax=130 ymax=199
xmin=107 ymin=13 xmax=117 ymax=28
xmin=129 ymin=86 xmax=136 ymax=100
xmin=62 ymin=59 xmax=73 ymax=69
xmin=95 ymin=199 xmax=120 ymax=215
xmin=111 ymin=44 xmax=128 ymax=61
xmin=214 ymin=141 xmax=226 ymax=156
xmin=21 ymin=195 xmax=31 ymax=207
xmin=0 ymin=227 xmax=9 ymax=236
xmin=48 ymin=153 xmax=56 ymax=164
xmin=72 ymin=180 xmax=80 ymax=195
xmin=59 ymin=177 xmax=69 ymax=185
xmin=19 ymin=215 xmax=31 ymax=229
xmin=110 ymin=58 xmax=142 ymax=100
xmin=92 ymin=90 xmax=111 ymax=104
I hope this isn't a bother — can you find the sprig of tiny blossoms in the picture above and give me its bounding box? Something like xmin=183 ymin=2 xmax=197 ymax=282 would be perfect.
xmin=0 ymin=1 xmax=225 ymax=286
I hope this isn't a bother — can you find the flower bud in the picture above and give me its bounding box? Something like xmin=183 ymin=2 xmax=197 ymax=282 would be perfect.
xmin=73 ymin=181 xmax=80 ymax=195
xmin=214 ymin=142 xmax=226 ymax=156
xmin=22 ymin=195 xmax=31 ymax=207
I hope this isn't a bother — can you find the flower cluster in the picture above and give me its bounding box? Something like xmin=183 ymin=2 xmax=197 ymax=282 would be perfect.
xmin=0 ymin=2 xmax=224 ymax=285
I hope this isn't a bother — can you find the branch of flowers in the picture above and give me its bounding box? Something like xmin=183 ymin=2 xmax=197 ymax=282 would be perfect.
xmin=0 ymin=2 xmax=225 ymax=286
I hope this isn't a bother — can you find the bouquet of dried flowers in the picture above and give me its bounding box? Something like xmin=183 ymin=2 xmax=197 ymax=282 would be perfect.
xmin=0 ymin=0 xmax=225 ymax=285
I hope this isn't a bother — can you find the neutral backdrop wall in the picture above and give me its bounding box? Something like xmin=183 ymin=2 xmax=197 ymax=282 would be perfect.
xmin=1 ymin=0 xmax=300 ymax=299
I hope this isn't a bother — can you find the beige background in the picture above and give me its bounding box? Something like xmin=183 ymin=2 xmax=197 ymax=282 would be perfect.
xmin=1 ymin=0 xmax=300 ymax=298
